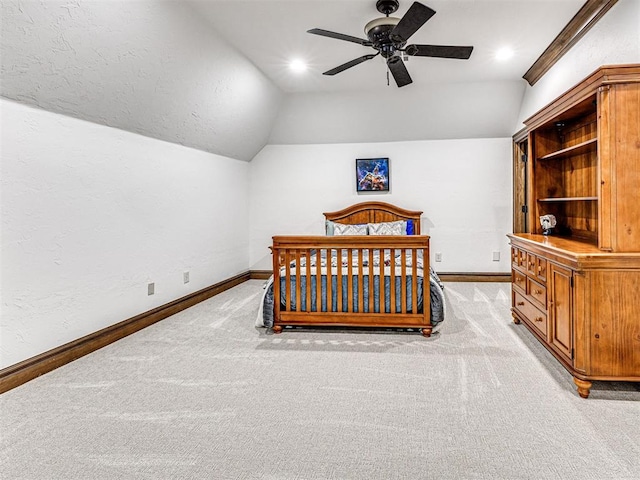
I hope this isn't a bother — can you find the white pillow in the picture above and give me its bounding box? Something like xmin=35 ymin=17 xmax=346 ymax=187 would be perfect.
xmin=334 ymin=223 xmax=368 ymax=236
xmin=368 ymin=220 xmax=405 ymax=235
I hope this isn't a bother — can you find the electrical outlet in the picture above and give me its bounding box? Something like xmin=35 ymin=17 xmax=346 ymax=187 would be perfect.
xmin=183 ymin=271 xmax=190 ymax=284
xmin=148 ymin=282 xmax=155 ymax=295
xmin=492 ymin=251 xmax=501 ymax=262
xmin=435 ymin=252 xmax=442 ymax=262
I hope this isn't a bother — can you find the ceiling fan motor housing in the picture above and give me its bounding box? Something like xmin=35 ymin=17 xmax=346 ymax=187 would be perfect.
xmin=365 ymin=17 xmax=403 ymax=58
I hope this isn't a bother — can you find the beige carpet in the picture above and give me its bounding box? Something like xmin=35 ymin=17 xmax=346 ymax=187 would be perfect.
xmin=1 ymin=280 xmax=639 ymax=479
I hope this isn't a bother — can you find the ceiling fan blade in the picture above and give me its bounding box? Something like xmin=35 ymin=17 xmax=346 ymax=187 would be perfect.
xmin=387 ymin=56 xmax=412 ymax=87
xmin=406 ymin=44 xmax=474 ymax=59
xmin=308 ymin=28 xmax=372 ymax=46
xmin=323 ymin=54 xmax=378 ymax=76
xmin=390 ymin=2 xmax=436 ymax=43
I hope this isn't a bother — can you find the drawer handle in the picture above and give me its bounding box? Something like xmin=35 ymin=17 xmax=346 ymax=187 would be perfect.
xmin=517 ymin=301 xmax=525 ymax=306
xmin=534 ymin=289 xmax=542 ymax=295
xmin=516 ymin=278 xmax=523 ymax=283
xmin=534 ymin=317 xmax=544 ymax=322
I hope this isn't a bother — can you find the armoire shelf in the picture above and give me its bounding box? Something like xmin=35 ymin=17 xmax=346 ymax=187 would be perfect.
xmin=537 ymin=197 xmax=598 ymax=202
xmin=537 ymin=138 xmax=597 ymax=161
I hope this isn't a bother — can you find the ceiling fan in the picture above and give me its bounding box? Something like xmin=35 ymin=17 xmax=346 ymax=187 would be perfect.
xmin=308 ymin=0 xmax=474 ymax=87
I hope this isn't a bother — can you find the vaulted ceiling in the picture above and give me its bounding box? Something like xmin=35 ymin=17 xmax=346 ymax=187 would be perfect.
xmin=1 ymin=0 xmax=589 ymax=160
xmin=192 ymin=0 xmax=585 ymax=93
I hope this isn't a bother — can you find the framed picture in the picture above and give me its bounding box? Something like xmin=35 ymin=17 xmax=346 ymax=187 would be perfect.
xmin=356 ymin=157 xmax=390 ymax=192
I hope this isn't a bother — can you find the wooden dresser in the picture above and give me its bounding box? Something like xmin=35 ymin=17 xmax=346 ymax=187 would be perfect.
xmin=508 ymin=65 xmax=640 ymax=398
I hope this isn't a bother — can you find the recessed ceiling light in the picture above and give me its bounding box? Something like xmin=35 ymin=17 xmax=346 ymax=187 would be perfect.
xmin=289 ymin=59 xmax=307 ymax=73
xmin=495 ymin=47 xmax=514 ymax=62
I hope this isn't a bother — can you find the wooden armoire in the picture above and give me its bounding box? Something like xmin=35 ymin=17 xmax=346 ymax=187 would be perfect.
xmin=508 ymin=64 xmax=640 ymax=398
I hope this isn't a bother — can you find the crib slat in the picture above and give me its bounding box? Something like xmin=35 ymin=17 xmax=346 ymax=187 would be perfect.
xmin=412 ymin=248 xmax=418 ymax=314
xmin=401 ymin=249 xmax=407 ymax=314
xmin=380 ymin=249 xmax=386 ymax=313
xmin=368 ymin=248 xmax=374 ymax=313
xmin=305 ymin=248 xmax=311 ymax=312
xmin=347 ymin=249 xmax=353 ymax=313
xmin=295 ymin=250 xmax=301 ymax=312
xmin=326 ymin=248 xmax=332 ymax=313
xmin=285 ymin=249 xmax=291 ymax=312
xmin=316 ymin=249 xmax=322 ymax=313
xmin=336 ymin=248 xmax=343 ymax=312
xmin=358 ymin=249 xmax=364 ymax=313
xmin=390 ymin=248 xmax=396 ymax=313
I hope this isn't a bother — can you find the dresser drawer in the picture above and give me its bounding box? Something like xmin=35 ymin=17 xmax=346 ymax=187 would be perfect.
xmin=514 ymin=291 xmax=547 ymax=337
xmin=512 ymin=247 xmax=527 ymax=272
xmin=518 ymin=249 xmax=527 ymax=270
xmin=527 ymin=277 xmax=547 ymax=309
xmin=513 ymin=269 xmax=526 ymax=294
xmin=535 ymin=257 xmax=547 ymax=283
xmin=527 ymin=253 xmax=537 ymax=276
xmin=521 ymin=252 xmax=547 ymax=284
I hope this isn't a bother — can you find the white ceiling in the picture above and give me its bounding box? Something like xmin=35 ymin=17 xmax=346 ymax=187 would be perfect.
xmin=2 ymin=0 xmax=592 ymax=160
xmin=191 ymin=0 xmax=586 ymax=93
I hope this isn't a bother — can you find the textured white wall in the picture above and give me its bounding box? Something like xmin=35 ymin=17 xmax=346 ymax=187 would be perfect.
xmin=270 ymin=81 xmax=525 ymax=145
xmin=0 ymin=0 xmax=282 ymax=161
xmin=517 ymin=0 xmax=640 ymax=126
xmin=249 ymin=138 xmax=512 ymax=272
xmin=1 ymin=99 xmax=250 ymax=368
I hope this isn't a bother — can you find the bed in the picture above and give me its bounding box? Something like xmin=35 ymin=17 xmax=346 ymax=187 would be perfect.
xmin=256 ymin=202 xmax=445 ymax=337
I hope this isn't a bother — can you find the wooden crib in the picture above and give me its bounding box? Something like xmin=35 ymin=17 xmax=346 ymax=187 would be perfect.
xmin=271 ymin=202 xmax=432 ymax=336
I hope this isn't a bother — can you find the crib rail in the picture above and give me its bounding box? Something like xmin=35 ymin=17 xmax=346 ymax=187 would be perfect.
xmin=271 ymin=235 xmax=431 ymax=334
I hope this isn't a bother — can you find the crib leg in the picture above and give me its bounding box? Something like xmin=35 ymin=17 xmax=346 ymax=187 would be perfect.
xmin=421 ymin=327 xmax=432 ymax=338
xmin=272 ymin=325 xmax=283 ymax=334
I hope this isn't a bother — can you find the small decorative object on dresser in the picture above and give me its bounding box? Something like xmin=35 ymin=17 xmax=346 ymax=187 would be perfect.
xmin=539 ymin=214 xmax=556 ymax=235
xmin=509 ymin=64 xmax=640 ymax=399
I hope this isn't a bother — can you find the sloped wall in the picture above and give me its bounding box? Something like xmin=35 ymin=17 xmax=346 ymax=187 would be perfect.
xmin=0 ymin=0 xmax=282 ymax=161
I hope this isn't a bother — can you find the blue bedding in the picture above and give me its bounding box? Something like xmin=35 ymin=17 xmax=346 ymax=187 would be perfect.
xmin=259 ymin=267 xmax=445 ymax=329
xmin=278 ymin=274 xmax=423 ymax=313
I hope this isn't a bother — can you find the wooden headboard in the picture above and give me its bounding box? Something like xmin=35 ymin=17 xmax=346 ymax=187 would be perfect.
xmin=324 ymin=202 xmax=422 ymax=234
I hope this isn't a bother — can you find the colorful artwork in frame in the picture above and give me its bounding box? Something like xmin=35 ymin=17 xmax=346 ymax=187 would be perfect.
xmin=356 ymin=158 xmax=390 ymax=192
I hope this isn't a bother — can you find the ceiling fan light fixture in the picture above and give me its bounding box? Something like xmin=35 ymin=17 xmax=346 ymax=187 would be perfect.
xmin=364 ymin=16 xmax=401 ymax=36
